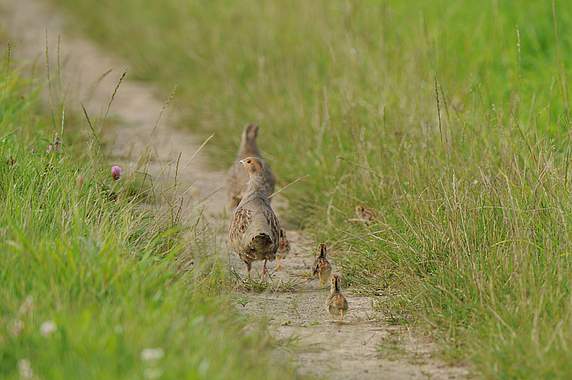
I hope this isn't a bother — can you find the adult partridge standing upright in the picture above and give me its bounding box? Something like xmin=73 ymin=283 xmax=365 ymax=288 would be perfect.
xmin=229 ymin=157 xmax=281 ymax=278
xmin=227 ymin=124 xmax=275 ymax=209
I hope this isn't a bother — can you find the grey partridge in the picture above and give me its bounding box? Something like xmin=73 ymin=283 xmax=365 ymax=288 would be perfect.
xmin=327 ymin=274 xmax=348 ymax=320
xmin=229 ymin=157 xmax=280 ymax=279
xmin=227 ymin=124 xmax=275 ymax=209
xmin=276 ymin=228 xmax=291 ymax=271
xmin=355 ymin=204 xmax=377 ymax=224
xmin=313 ymin=243 xmax=332 ymax=287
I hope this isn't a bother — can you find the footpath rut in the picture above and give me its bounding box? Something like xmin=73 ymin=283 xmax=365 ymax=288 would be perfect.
xmin=0 ymin=0 xmax=469 ymax=378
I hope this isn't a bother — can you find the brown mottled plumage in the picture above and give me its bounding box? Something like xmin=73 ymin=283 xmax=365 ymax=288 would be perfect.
xmin=229 ymin=157 xmax=280 ymax=278
xmin=327 ymin=274 xmax=348 ymax=320
xmin=276 ymin=228 xmax=291 ymax=271
xmin=227 ymin=124 xmax=275 ymax=209
xmin=355 ymin=205 xmax=377 ymax=224
xmin=313 ymin=243 xmax=332 ymax=286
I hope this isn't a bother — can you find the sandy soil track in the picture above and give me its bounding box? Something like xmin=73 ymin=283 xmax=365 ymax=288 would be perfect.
xmin=0 ymin=1 xmax=469 ymax=378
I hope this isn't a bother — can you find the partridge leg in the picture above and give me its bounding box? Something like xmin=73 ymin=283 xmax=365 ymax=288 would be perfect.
xmin=339 ymin=309 xmax=344 ymax=320
xmin=262 ymin=259 xmax=269 ymax=279
xmin=246 ymin=261 xmax=252 ymax=279
xmin=276 ymin=256 xmax=282 ymax=271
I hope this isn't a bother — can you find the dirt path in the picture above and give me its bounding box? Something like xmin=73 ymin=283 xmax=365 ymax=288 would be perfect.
xmin=0 ymin=1 xmax=469 ymax=378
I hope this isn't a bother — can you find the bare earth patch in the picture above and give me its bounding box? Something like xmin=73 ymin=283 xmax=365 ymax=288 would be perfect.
xmin=0 ymin=0 xmax=469 ymax=378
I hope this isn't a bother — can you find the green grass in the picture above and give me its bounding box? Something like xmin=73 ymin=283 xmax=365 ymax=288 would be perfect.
xmin=0 ymin=56 xmax=297 ymax=379
xmin=45 ymin=0 xmax=572 ymax=378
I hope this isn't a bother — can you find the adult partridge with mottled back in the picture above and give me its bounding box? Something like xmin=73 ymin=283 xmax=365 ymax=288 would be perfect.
xmin=229 ymin=157 xmax=281 ymax=278
xmin=227 ymin=124 xmax=275 ymax=209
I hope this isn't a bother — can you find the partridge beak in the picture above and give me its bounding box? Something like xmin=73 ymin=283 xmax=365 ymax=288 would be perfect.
xmin=239 ymin=159 xmax=247 ymax=165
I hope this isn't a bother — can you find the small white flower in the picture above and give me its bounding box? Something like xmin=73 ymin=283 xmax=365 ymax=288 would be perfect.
xmin=40 ymin=320 xmax=57 ymax=337
xmin=18 ymin=358 xmax=34 ymax=379
xmin=198 ymin=359 xmax=210 ymax=376
xmin=18 ymin=296 xmax=34 ymax=315
xmin=10 ymin=320 xmax=24 ymax=337
xmin=141 ymin=348 xmax=164 ymax=362
xmin=144 ymin=368 xmax=163 ymax=379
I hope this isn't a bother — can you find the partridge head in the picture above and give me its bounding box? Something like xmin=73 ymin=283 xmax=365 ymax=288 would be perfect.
xmin=240 ymin=156 xmax=264 ymax=175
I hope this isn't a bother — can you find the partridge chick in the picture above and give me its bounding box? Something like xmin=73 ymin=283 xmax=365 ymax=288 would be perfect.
xmin=229 ymin=157 xmax=280 ymax=279
xmin=276 ymin=228 xmax=291 ymax=271
xmin=313 ymin=243 xmax=332 ymax=287
xmin=327 ymin=274 xmax=349 ymax=320
xmin=227 ymin=124 xmax=275 ymax=209
xmin=355 ymin=204 xmax=377 ymax=224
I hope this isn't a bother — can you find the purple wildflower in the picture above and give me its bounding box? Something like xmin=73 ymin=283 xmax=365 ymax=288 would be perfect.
xmin=111 ymin=165 xmax=123 ymax=181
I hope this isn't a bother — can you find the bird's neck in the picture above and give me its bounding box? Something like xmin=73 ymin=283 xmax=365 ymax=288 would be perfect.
xmin=331 ymin=281 xmax=341 ymax=294
xmin=238 ymin=137 xmax=260 ymax=158
xmin=245 ymin=173 xmax=268 ymax=197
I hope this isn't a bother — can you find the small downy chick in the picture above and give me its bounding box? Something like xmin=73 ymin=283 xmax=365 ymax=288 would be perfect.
xmin=327 ymin=274 xmax=348 ymax=320
xmin=46 ymin=136 xmax=62 ymax=154
xmin=313 ymin=243 xmax=332 ymax=287
xmin=355 ymin=204 xmax=377 ymax=224
xmin=276 ymin=228 xmax=290 ymax=271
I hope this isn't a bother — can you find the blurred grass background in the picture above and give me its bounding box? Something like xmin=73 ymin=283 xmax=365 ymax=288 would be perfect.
xmin=35 ymin=0 xmax=572 ymax=377
xmin=0 ymin=51 xmax=296 ymax=379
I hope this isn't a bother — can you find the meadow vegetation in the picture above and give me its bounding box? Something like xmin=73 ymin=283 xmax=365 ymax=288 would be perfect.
xmin=0 ymin=54 xmax=295 ymax=379
xmin=48 ymin=0 xmax=572 ymax=377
